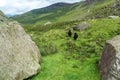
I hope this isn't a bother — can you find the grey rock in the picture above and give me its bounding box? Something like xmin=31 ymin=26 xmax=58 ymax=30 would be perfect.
xmin=108 ymin=16 xmax=119 ymax=19
xmin=0 ymin=12 xmax=41 ymax=80
xmin=73 ymin=22 xmax=89 ymax=31
xmin=99 ymin=35 xmax=120 ymax=80
xmin=44 ymin=21 xmax=52 ymax=26
xmin=0 ymin=11 xmax=9 ymax=23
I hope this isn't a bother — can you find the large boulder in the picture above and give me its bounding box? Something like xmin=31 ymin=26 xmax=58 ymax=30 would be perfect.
xmin=99 ymin=35 xmax=120 ymax=80
xmin=73 ymin=22 xmax=89 ymax=31
xmin=0 ymin=12 xmax=41 ymax=80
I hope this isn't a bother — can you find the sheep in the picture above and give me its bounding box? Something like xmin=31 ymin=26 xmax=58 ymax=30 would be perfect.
xmin=67 ymin=29 xmax=72 ymax=37
xmin=74 ymin=33 xmax=78 ymax=40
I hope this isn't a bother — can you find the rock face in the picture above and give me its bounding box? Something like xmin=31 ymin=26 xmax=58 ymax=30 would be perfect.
xmin=99 ymin=35 xmax=120 ymax=80
xmin=0 ymin=12 xmax=41 ymax=80
xmin=73 ymin=22 xmax=89 ymax=31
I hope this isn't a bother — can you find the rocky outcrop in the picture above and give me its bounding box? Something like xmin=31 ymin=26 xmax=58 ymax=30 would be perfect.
xmin=0 ymin=11 xmax=41 ymax=80
xmin=0 ymin=11 xmax=8 ymax=23
xmin=73 ymin=22 xmax=89 ymax=31
xmin=92 ymin=2 xmax=120 ymax=18
xmin=99 ymin=35 xmax=120 ymax=80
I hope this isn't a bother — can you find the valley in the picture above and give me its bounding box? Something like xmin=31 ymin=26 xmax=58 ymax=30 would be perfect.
xmin=10 ymin=0 xmax=120 ymax=80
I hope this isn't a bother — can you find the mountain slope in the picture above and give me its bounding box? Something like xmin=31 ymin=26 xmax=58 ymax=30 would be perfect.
xmin=11 ymin=2 xmax=73 ymax=24
xmin=11 ymin=0 xmax=119 ymax=25
xmin=9 ymin=0 xmax=120 ymax=80
xmin=11 ymin=1 xmax=88 ymax=25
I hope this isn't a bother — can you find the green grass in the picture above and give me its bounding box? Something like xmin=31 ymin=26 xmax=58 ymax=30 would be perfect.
xmin=3 ymin=1 xmax=120 ymax=79
xmin=25 ymin=18 xmax=120 ymax=80
xmin=31 ymin=53 xmax=100 ymax=80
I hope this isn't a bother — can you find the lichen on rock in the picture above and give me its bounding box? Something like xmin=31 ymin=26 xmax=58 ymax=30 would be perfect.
xmin=0 ymin=11 xmax=41 ymax=80
xmin=99 ymin=35 xmax=120 ymax=80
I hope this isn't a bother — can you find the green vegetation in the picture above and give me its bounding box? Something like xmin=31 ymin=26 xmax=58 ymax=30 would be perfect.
xmin=10 ymin=0 xmax=120 ymax=80
xmin=12 ymin=0 xmax=119 ymax=26
xmin=25 ymin=18 xmax=120 ymax=80
xmin=90 ymin=1 xmax=120 ymax=18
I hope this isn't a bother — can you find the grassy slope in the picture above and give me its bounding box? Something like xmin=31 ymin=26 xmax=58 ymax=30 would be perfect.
xmin=12 ymin=0 xmax=116 ymax=25
xmin=11 ymin=3 xmax=75 ymax=25
xmin=25 ymin=18 xmax=120 ymax=80
xmin=11 ymin=0 xmax=120 ymax=80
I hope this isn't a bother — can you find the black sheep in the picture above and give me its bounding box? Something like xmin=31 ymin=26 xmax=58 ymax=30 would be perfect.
xmin=0 ymin=20 xmax=3 ymax=22
xmin=74 ymin=33 xmax=78 ymax=40
xmin=68 ymin=29 xmax=72 ymax=37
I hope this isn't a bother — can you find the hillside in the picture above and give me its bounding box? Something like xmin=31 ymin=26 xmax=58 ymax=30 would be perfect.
xmin=11 ymin=0 xmax=120 ymax=26
xmin=11 ymin=2 xmax=73 ymax=24
xmin=9 ymin=0 xmax=120 ymax=80
xmin=11 ymin=1 xmax=87 ymax=25
xmin=25 ymin=18 xmax=120 ymax=80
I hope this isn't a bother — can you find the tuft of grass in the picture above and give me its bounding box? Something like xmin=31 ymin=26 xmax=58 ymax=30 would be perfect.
xmin=39 ymin=43 xmax=58 ymax=56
